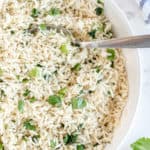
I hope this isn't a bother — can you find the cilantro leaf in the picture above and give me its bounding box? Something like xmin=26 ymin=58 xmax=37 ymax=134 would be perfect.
xmin=39 ymin=24 xmax=47 ymax=31
xmin=88 ymin=29 xmax=97 ymax=39
xmin=31 ymin=8 xmax=40 ymax=18
xmin=18 ymin=100 xmax=24 ymax=113
xmin=72 ymin=63 xmax=81 ymax=72
xmin=50 ymin=140 xmax=56 ymax=149
xmin=107 ymin=48 xmax=115 ymax=61
xmin=47 ymin=95 xmax=62 ymax=107
xmin=49 ymin=8 xmax=61 ymax=16
xmin=28 ymin=67 xmax=41 ymax=78
xmin=95 ymin=7 xmax=103 ymax=16
xmin=23 ymin=89 xmax=31 ymax=97
xmin=0 ymin=141 xmax=4 ymax=150
xmin=63 ymin=133 xmax=78 ymax=145
xmin=60 ymin=43 xmax=69 ymax=55
xmin=58 ymin=88 xmax=67 ymax=98
xmin=23 ymin=119 xmax=36 ymax=131
xmin=77 ymin=144 xmax=85 ymax=150
xmin=131 ymin=137 xmax=150 ymax=150
xmin=71 ymin=97 xmax=87 ymax=109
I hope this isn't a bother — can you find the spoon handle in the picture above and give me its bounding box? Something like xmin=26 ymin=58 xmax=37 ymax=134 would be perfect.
xmin=76 ymin=34 xmax=150 ymax=48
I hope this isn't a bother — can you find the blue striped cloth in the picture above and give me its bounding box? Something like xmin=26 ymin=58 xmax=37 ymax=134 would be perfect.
xmin=137 ymin=0 xmax=150 ymax=23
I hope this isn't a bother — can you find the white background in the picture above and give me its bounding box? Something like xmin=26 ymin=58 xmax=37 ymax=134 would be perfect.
xmin=114 ymin=0 xmax=150 ymax=149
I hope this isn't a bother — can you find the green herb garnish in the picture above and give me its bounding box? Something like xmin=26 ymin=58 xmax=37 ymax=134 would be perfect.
xmin=39 ymin=24 xmax=47 ymax=31
xmin=71 ymin=97 xmax=87 ymax=109
xmin=95 ymin=7 xmax=103 ymax=16
xmin=0 ymin=141 xmax=4 ymax=150
xmin=32 ymin=135 xmax=40 ymax=143
xmin=49 ymin=8 xmax=61 ymax=16
xmin=36 ymin=64 xmax=43 ymax=68
xmin=31 ymin=8 xmax=40 ymax=18
xmin=58 ymin=88 xmax=67 ymax=98
xmin=60 ymin=43 xmax=69 ymax=55
xmin=78 ymin=123 xmax=84 ymax=130
xmin=0 ymin=68 xmax=3 ymax=76
xmin=23 ymin=89 xmax=31 ymax=97
xmin=131 ymin=137 xmax=150 ymax=150
xmin=47 ymin=95 xmax=62 ymax=107
xmin=28 ymin=67 xmax=41 ymax=78
xmin=23 ymin=119 xmax=36 ymax=131
xmin=18 ymin=100 xmax=24 ymax=113
xmin=88 ymin=29 xmax=97 ymax=39
xmin=63 ymin=133 xmax=78 ymax=145
xmin=95 ymin=66 xmax=101 ymax=73
xmin=72 ymin=63 xmax=81 ymax=71
xmin=10 ymin=30 xmax=15 ymax=35
xmin=97 ymin=0 xmax=104 ymax=3
xmin=22 ymin=78 xmax=29 ymax=83
xmin=107 ymin=48 xmax=115 ymax=61
xmin=30 ymin=96 xmax=37 ymax=103
xmin=43 ymin=73 xmax=51 ymax=82
xmin=77 ymin=144 xmax=85 ymax=150
xmin=50 ymin=140 xmax=56 ymax=149
xmin=0 ymin=89 xmax=6 ymax=98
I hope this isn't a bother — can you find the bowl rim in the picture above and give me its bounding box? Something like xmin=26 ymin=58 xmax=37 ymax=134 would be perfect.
xmin=104 ymin=0 xmax=141 ymax=149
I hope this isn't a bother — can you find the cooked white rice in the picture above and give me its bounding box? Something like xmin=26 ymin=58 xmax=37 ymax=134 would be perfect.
xmin=0 ymin=0 xmax=128 ymax=150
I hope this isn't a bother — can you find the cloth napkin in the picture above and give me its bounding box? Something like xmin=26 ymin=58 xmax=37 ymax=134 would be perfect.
xmin=136 ymin=0 xmax=150 ymax=23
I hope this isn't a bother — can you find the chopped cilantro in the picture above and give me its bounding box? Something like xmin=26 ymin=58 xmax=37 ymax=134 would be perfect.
xmin=10 ymin=30 xmax=15 ymax=35
xmin=18 ymin=100 xmax=24 ymax=113
xmin=131 ymin=137 xmax=150 ymax=150
xmin=58 ymin=88 xmax=67 ymax=98
xmin=22 ymin=78 xmax=29 ymax=83
xmin=28 ymin=67 xmax=41 ymax=78
xmin=39 ymin=24 xmax=47 ymax=31
xmin=72 ymin=63 xmax=81 ymax=71
xmin=0 ymin=68 xmax=3 ymax=76
xmin=97 ymin=0 xmax=104 ymax=3
xmin=49 ymin=8 xmax=61 ymax=16
xmin=36 ymin=64 xmax=43 ymax=68
xmin=95 ymin=66 xmax=101 ymax=73
xmin=71 ymin=97 xmax=87 ymax=109
xmin=23 ymin=119 xmax=36 ymax=131
xmin=22 ymin=135 xmax=28 ymax=141
xmin=0 ymin=79 xmax=3 ymax=83
xmin=63 ymin=133 xmax=78 ymax=145
xmin=30 ymin=96 xmax=37 ymax=103
xmin=0 ymin=89 xmax=6 ymax=98
xmin=50 ymin=140 xmax=56 ymax=149
xmin=32 ymin=135 xmax=40 ymax=143
xmin=88 ymin=29 xmax=97 ymax=39
xmin=60 ymin=43 xmax=69 ymax=55
xmin=77 ymin=144 xmax=85 ymax=150
xmin=107 ymin=48 xmax=115 ymax=61
xmin=31 ymin=8 xmax=40 ymax=18
xmin=23 ymin=89 xmax=31 ymax=97
xmin=0 ymin=141 xmax=4 ymax=150
xmin=95 ymin=7 xmax=103 ymax=16
xmin=43 ymin=73 xmax=51 ymax=82
xmin=47 ymin=95 xmax=62 ymax=107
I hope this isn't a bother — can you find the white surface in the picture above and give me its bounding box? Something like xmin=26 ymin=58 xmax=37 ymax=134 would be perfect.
xmin=114 ymin=0 xmax=150 ymax=149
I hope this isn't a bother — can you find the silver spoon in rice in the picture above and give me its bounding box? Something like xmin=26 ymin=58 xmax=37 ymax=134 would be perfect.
xmin=28 ymin=24 xmax=150 ymax=48
xmin=72 ymin=34 xmax=150 ymax=48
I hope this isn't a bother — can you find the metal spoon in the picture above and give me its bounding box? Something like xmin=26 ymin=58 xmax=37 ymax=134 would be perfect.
xmin=28 ymin=24 xmax=150 ymax=48
xmin=72 ymin=34 xmax=150 ymax=48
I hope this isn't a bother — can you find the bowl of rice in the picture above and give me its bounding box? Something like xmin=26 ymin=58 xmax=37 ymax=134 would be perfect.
xmin=0 ymin=0 xmax=140 ymax=150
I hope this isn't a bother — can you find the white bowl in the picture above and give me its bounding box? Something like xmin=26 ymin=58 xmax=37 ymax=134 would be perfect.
xmin=104 ymin=0 xmax=140 ymax=149
xmin=0 ymin=1 xmax=140 ymax=149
